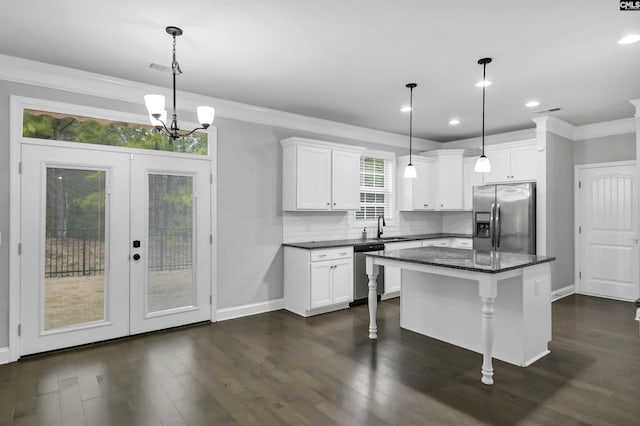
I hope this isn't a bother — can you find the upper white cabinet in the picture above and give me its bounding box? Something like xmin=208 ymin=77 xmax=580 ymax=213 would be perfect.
xmin=428 ymin=150 xmax=465 ymax=210
xmin=463 ymin=157 xmax=485 ymax=211
xmin=282 ymin=137 xmax=364 ymax=211
xmin=398 ymin=156 xmax=437 ymax=211
xmin=398 ymin=149 xmax=464 ymax=211
xmin=484 ymin=140 xmax=537 ymax=184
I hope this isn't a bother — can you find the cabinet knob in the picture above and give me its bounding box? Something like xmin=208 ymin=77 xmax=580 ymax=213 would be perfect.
xmin=333 ymin=202 xmax=336 ymax=205
xmin=441 ymin=204 xmax=443 ymax=207
xmin=424 ymin=204 xmax=428 ymax=207
xmin=326 ymin=202 xmax=330 ymax=206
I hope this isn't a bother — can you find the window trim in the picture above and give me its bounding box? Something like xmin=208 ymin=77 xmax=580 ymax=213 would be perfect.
xmin=355 ymin=149 xmax=396 ymax=224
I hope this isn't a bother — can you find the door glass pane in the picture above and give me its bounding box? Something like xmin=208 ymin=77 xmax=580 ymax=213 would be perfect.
xmin=148 ymin=175 xmax=194 ymax=312
xmin=45 ymin=168 xmax=106 ymax=330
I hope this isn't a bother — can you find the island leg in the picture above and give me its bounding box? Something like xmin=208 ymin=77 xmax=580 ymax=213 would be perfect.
xmin=365 ymin=257 xmax=379 ymax=339
xmin=479 ymin=276 xmax=498 ymax=385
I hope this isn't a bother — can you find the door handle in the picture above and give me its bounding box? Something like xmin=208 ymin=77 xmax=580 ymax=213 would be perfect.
xmin=489 ymin=203 xmax=496 ymax=248
xmin=495 ymin=203 xmax=501 ymax=248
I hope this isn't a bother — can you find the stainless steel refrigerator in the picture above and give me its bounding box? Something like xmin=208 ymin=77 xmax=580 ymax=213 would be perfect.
xmin=472 ymin=182 xmax=536 ymax=254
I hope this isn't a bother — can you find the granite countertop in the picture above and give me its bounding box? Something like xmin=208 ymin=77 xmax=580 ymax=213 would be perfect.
xmin=367 ymin=246 xmax=555 ymax=274
xmin=282 ymin=233 xmax=472 ymax=250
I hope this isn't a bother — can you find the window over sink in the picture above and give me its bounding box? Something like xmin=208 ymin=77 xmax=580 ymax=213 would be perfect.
xmin=355 ymin=152 xmax=394 ymax=221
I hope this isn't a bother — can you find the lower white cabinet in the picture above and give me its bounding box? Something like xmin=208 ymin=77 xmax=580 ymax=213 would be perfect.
xmin=382 ymin=240 xmax=424 ymax=299
xmin=285 ymin=246 xmax=353 ymax=316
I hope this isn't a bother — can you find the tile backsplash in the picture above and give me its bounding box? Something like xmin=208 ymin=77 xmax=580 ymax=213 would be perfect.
xmin=283 ymin=210 xmax=445 ymax=243
xmin=442 ymin=211 xmax=473 ymax=234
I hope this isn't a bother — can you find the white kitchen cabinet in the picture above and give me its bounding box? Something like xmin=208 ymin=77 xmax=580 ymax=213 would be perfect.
xmin=423 ymin=237 xmax=472 ymax=249
xmin=281 ymin=137 xmax=364 ymax=211
xmin=484 ymin=140 xmax=537 ymax=184
xmin=383 ymin=240 xmax=424 ymax=298
xmin=284 ymin=246 xmax=354 ymax=316
xmin=398 ymin=156 xmax=437 ymax=211
xmin=463 ymin=157 xmax=485 ymax=211
xmin=423 ymin=238 xmax=451 ymax=247
xmin=431 ymin=150 xmax=465 ymax=210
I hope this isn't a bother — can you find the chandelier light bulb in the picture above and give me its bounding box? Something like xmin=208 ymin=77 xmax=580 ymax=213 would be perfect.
xmin=149 ymin=110 xmax=167 ymax=128
xmin=197 ymin=106 xmax=216 ymax=127
xmin=144 ymin=94 xmax=166 ymax=116
xmin=474 ymin=155 xmax=491 ymax=173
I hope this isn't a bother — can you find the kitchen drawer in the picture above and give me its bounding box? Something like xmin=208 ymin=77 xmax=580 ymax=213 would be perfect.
xmin=452 ymin=238 xmax=472 ymax=249
xmin=423 ymin=238 xmax=451 ymax=247
xmin=385 ymin=241 xmax=423 ymax=250
xmin=310 ymin=246 xmax=353 ymax=262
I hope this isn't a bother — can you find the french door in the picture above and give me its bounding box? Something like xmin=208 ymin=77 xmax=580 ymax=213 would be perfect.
xmin=577 ymin=163 xmax=639 ymax=301
xmin=20 ymin=144 xmax=212 ymax=355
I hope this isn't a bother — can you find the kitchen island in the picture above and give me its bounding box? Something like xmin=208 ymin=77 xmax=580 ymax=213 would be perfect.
xmin=365 ymin=247 xmax=555 ymax=385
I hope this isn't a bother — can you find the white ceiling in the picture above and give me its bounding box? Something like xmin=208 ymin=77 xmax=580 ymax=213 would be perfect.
xmin=1 ymin=1 xmax=639 ymax=142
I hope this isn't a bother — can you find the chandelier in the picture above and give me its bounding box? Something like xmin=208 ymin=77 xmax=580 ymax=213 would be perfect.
xmin=144 ymin=26 xmax=215 ymax=141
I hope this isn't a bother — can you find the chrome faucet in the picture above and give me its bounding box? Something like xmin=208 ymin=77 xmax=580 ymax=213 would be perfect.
xmin=377 ymin=215 xmax=386 ymax=238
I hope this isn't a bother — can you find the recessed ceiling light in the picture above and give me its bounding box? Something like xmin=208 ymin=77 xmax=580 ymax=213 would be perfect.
xmin=400 ymin=106 xmax=412 ymax=112
xmin=525 ymin=100 xmax=540 ymax=108
xmin=475 ymin=80 xmax=492 ymax=88
xmin=618 ymin=34 xmax=640 ymax=45
xmin=448 ymin=119 xmax=460 ymax=126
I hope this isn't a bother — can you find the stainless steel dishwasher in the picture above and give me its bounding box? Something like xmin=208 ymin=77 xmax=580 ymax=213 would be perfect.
xmin=351 ymin=243 xmax=385 ymax=305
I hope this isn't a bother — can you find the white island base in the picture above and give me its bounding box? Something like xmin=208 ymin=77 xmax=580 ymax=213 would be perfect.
xmin=366 ymin=254 xmax=552 ymax=385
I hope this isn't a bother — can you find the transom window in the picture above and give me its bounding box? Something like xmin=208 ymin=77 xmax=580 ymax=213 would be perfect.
xmin=22 ymin=109 xmax=208 ymax=155
xmin=355 ymin=156 xmax=394 ymax=221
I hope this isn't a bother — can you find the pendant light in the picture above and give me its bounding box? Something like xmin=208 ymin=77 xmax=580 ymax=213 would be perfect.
xmin=144 ymin=26 xmax=215 ymax=142
xmin=474 ymin=57 xmax=492 ymax=173
xmin=403 ymin=83 xmax=418 ymax=179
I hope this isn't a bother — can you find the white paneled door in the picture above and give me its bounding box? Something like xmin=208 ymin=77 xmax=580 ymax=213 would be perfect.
xmin=20 ymin=144 xmax=211 ymax=355
xmin=577 ymin=163 xmax=639 ymax=300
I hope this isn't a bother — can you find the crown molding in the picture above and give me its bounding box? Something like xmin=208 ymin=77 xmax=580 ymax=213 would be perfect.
xmin=631 ymin=99 xmax=640 ymax=118
xmin=573 ymin=118 xmax=636 ymax=141
xmin=440 ymin=128 xmax=536 ymax=149
xmin=533 ymin=115 xmax=636 ymax=141
xmin=0 ymin=54 xmax=438 ymax=150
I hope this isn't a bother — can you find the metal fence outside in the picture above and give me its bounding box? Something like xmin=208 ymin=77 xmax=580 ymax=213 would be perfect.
xmin=45 ymin=228 xmax=193 ymax=278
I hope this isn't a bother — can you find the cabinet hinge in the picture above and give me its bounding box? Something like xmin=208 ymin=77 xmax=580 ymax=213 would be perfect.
xmin=578 ymin=181 xmax=581 ymax=189
xmin=209 ymin=295 xmax=212 ymax=305
xmin=579 ymin=271 xmax=581 ymax=279
xmin=210 ymin=234 xmax=213 ymax=244
xmin=578 ymin=226 xmax=581 ymax=234
xmin=18 ymin=162 xmax=22 ymax=174
xmin=18 ymin=243 xmax=21 ymax=255
xmin=210 ymin=174 xmax=213 ymax=184
xmin=18 ymin=324 xmax=21 ymax=337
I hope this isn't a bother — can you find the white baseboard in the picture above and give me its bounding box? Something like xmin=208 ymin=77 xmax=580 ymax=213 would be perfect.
xmin=0 ymin=347 xmax=9 ymax=365
xmin=551 ymin=284 xmax=575 ymax=302
xmin=381 ymin=291 xmax=400 ymax=301
xmin=216 ymin=298 xmax=285 ymax=322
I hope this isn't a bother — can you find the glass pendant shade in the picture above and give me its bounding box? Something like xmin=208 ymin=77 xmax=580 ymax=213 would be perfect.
xmin=149 ymin=110 xmax=167 ymax=128
xmin=474 ymin=155 xmax=491 ymax=173
xmin=404 ymin=164 xmax=417 ymax=179
xmin=197 ymin=106 xmax=216 ymax=127
xmin=144 ymin=94 xmax=166 ymax=117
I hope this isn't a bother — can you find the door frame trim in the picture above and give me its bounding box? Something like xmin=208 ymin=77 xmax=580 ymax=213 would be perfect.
xmin=573 ymin=160 xmax=637 ymax=299
xmin=8 ymin=95 xmax=218 ymax=362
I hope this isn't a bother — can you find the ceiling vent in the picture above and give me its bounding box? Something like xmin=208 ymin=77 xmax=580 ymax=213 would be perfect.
xmin=148 ymin=62 xmax=170 ymax=72
xmin=534 ymin=106 xmax=562 ymax=114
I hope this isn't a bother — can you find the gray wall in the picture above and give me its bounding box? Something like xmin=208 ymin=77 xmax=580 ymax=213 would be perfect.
xmin=545 ymin=132 xmax=575 ymax=291
xmin=573 ymin=133 xmax=636 ymax=165
xmin=0 ymin=79 xmax=414 ymax=346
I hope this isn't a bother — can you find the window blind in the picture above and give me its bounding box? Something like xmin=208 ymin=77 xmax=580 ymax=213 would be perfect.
xmin=355 ymin=156 xmax=394 ymax=221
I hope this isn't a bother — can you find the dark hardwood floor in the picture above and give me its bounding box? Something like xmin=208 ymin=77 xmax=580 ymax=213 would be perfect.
xmin=1 ymin=294 xmax=638 ymax=425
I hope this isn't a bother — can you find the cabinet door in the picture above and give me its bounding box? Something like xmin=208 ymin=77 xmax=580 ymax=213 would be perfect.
xmin=331 ymin=150 xmax=361 ymax=210
xmin=438 ymin=156 xmax=463 ymax=210
xmin=463 ymin=158 xmax=484 ymax=211
xmin=510 ymin=143 xmax=537 ymax=181
xmin=331 ymin=259 xmax=353 ymax=303
xmin=310 ymin=262 xmax=332 ymax=308
xmin=297 ymin=145 xmax=331 ymax=209
xmin=483 ymin=148 xmax=511 ymax=184
xmin=413 ymin=161 xmax=436 ymax=210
